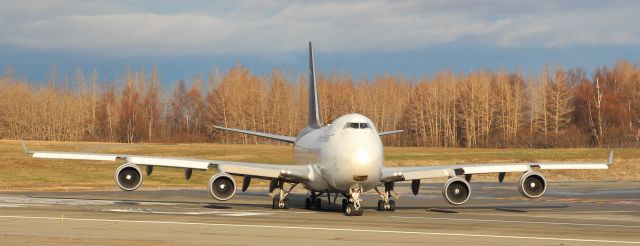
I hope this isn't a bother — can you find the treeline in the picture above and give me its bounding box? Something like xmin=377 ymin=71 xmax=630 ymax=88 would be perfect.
xmin=0 ymin=60 xmax=639 ymax=148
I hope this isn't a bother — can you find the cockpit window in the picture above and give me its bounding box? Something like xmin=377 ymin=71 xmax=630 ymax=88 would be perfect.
xmin=344 ymin=122 xmax=370 ymax=129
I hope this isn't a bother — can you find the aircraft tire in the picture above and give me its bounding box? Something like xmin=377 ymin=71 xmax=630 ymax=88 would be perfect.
xmin=377 ymin=200 xmax=384 ymax=211
xmin=355 ymin=205 xmax=364 ymax=216
xmin=388 ymin=200 xmax=396 ymax=211
xmin=344 ymin=204 xmax=356 ymax=216
xmin=315 ymin=198 xmax=322 ymax=210
xmin=305 ymin=198 xmax=311 ymax=209
xmin=271 ymin=195 xmax=279 ymax=209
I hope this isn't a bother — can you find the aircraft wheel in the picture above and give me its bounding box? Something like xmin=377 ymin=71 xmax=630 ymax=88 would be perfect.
xmin=315 ymin=198 xmax=322 ymax=210
xmin=355 ymin=205 xmax=364 ymax=216
xmin=305 ymin=198 xmax=311 ymax=209
xmin=342 ymin=198 xmax=348 ymax=210
xmin=271 ymin=195 xmax=279 ymax=209
xmin=377 ymin=200 xmax=385 ymax=211
xmin=282 ymin=198 xmax=289 ymax=209
xmin=388 ymin=200 xmax=396 ymax=211
xmin=344 ymin=204 xmax=356 ymax=216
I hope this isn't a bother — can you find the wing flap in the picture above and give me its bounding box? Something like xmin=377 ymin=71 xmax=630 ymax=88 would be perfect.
xmin=460 ymin=164 xmax=529 ymax=174
xmin=127 ymin=156 xmax=210 ymax=170
xmin=538 ymin=163 xmax=609 ymax=170
xmin=33 ymin=151 xmax=119 ymax=161
xmin=215 ymin=160 xmax=311 ymax=181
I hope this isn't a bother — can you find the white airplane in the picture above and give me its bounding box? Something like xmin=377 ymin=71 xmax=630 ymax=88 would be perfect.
xmin=22 ymin=42 xmax=613 ymax=216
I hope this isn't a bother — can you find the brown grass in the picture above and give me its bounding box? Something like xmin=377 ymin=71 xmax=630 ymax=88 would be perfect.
xmin=0 ymin=140 xmax=636 ymax=191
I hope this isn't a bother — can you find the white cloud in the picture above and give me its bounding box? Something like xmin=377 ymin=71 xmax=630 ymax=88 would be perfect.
xmin=0 ymin=0 xmax=638 ymax=56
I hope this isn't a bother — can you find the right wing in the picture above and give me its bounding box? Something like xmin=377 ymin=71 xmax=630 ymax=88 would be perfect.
xmin=214 ymin=126 xmax=296 ymax=144
xmin=23 ymin=142 xmax=310 ymax=183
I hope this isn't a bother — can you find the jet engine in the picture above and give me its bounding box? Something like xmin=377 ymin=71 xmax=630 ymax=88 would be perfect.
xmin=208 ymin=173 xmax=237 ymax=201
xmin=115 ymin=163 xmax=143 ymax=191
xmin=518 ymin=172 xmax=547 ymax=198
xmin=442 ymin=177 xmax=471 ymax=205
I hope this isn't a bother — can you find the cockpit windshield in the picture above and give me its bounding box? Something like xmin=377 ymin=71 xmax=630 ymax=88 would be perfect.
xmin=345 ymin=122 xmax=370 ymax=129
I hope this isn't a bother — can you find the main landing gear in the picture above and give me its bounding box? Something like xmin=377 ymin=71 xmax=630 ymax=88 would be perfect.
xmin=272 ymin=180 xmax=297 ymax=209
xmin=374 ymin=182 xmax=396 ymax=211
xmin=304 ymin=192 xmax=323 ymax=210
xmin=343 ymin=184 xmax=364 ymax=216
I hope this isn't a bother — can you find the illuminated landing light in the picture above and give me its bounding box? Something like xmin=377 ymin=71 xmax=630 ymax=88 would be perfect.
xmin=280 ymin=170 xmax=292 ymax=175
xmin=351 ymin=148 xmax=371 ymax=167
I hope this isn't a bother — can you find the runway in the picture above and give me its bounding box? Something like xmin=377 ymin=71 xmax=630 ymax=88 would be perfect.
xmin=1 ymin=181 xmax=639 ymax=245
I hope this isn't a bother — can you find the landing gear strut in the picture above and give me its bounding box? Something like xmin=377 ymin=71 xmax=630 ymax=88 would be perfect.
xmin=272 ymin=180 xmax=297 ymax=209
xmin=375 ymin=182 xmax=396 ymax=211
xmin=343 ymin=184 xmax=364 ymax=216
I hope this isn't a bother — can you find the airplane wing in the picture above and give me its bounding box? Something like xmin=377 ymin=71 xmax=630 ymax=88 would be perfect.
xmin=378 ymin=130 xmax=403 ymax=136
xmin=22 ymin=142 xmax=310 ymax=182
xmin=380 ymin=150 xmax=613 ymax=182
xmin=214 ymin=126 xmax=296 ymax=143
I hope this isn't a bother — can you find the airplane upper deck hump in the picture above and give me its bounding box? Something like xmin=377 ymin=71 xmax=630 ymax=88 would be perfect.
xmin=308 ymin=41 xmax=323 ymax=129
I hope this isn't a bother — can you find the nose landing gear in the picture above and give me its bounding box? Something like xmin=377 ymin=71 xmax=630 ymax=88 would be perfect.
xmin=343 ymin=184 xmax=364 ymax=216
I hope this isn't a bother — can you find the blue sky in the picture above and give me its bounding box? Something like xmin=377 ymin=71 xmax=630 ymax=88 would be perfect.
xmin=1 ymin=0 xmax=639 ymax=84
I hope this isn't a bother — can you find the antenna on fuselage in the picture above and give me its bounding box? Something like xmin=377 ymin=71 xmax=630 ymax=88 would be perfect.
xmin=308 ymin=41 xmax=323 ymax=129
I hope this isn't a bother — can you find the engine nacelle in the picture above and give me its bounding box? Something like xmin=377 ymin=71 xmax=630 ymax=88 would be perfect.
xmin=442 ymin=177 xmax=471 ymax=205
xmin=208 ymin=173 xmax=237 ymax=201
xmin=518 ymin=172 xmax=547 ymax=199
xmin=115 ymin=163 xmax=143 ymax=191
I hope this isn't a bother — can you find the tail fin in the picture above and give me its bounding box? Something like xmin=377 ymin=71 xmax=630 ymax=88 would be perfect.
xmin=308 ymin=41 xmax=323 ymax=129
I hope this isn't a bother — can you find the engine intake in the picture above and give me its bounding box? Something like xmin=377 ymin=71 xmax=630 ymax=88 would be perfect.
xmin=518 ymin=172 xmax=547 ymax=199
xmin=115 ymin=163 xmax=143 ymax=191
xmin=442 ymin=177 xmax=471 ymax=205
xmin=208 ymin=173 xmax=237 ymax=201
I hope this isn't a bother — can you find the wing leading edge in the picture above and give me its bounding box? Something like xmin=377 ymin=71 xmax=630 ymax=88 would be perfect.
xmin=381 ymin=150 xmax=613 ymax=182
xmin=24 ymin=144 xmax=309 ymax=182
xmin=214 ymin=126 xmax=296 ymax=144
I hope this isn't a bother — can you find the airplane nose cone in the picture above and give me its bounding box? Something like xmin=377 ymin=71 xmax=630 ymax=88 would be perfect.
xmin=351 ymin=148 xmax=371 ymax=168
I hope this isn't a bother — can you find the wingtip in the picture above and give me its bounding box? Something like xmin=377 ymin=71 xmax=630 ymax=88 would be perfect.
xmin=19 ymin=139 xmax=31 ymax=155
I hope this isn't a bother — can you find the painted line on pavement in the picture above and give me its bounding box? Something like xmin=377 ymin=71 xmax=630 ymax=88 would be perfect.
xmin=0 ymin=215 xmax=638 ymax=244
xmin=392 ymin=216 xmax=640 ymax=229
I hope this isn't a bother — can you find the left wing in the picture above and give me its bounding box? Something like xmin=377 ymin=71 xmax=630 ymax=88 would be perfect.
xmin=381 ymin=150 xmax=613 ymax=182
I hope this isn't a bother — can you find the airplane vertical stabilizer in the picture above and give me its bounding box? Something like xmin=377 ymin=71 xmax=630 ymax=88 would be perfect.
xmin=308 ymin=42 xmax=323 ymax=129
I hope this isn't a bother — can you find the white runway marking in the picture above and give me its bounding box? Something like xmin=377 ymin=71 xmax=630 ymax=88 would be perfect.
xmin=0 ymin=215 xmax=638 ymax=244
xmin=0 ymin=203 xmax=48 ymax=208
xmin=392 ymin=216 xmax=640 ymax=229
xmin=0 ymin=196 xmax=177 ymax=206
xmin=462 ymin=211 xmax=640 ymax=222
xmin=104 ymin=208 xmax=272 ymax=217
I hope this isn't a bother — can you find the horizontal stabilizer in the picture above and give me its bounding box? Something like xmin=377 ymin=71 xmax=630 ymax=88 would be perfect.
xmin=379 ymin=130 xmax=403 ymax=136
xmin=214 ymin=126 xmax=296 ymax=143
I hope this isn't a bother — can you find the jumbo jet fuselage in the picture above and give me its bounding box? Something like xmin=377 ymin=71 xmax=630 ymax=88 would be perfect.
xmin=293 ymin=113 xmax=383 ymax=193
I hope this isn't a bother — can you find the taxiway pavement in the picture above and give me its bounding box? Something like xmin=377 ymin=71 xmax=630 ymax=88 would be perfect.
xmin=0 ymin=181 xmax=639 ymax=245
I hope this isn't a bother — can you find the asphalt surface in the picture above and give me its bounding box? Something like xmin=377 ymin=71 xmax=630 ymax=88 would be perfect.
xmin=0 ymin=181 xmax=639 ymax=245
